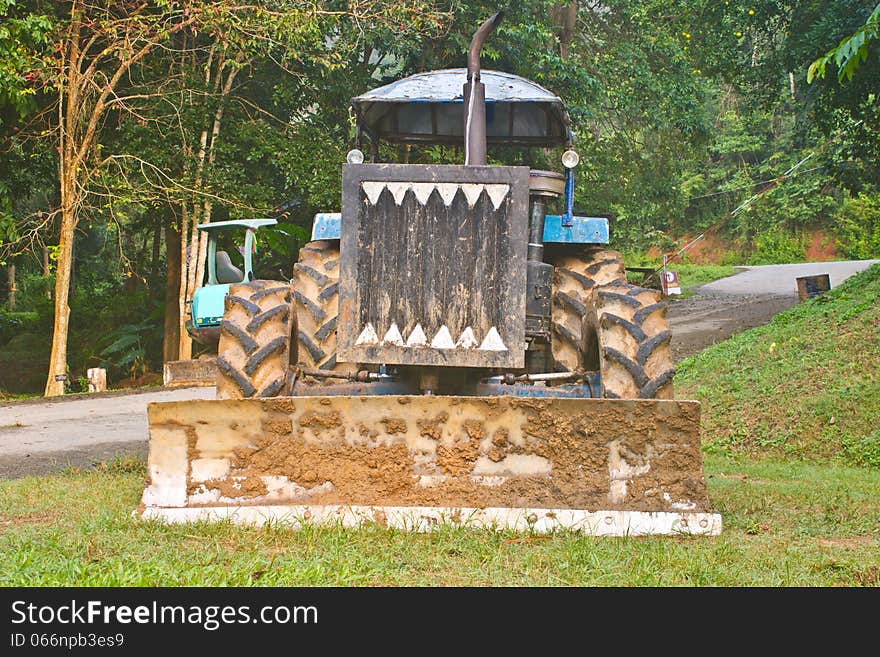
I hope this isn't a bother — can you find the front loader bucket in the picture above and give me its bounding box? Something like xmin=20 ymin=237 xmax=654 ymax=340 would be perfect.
xmin=138 ymin=396 xmax=721 ymax=536
xmin=162 ymin=357 xmax=217 ymax=388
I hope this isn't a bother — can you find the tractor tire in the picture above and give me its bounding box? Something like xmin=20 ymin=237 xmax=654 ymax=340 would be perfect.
xmin=216 ymin=280 xmax=294 ymax=399
xmin=550 ymin=250 xmax=675 ymax=399
xmin=291 ymin=240 xmax=348 ymax=381
xmin=549 ymin=246 xmax=627 ymax=372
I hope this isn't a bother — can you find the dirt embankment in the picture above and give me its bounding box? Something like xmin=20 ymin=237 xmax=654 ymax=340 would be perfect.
xmin=648 ymin=227 xmax=842 ymax=266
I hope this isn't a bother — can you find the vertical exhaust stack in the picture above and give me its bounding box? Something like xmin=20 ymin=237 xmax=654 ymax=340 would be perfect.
xmin=464 ymin=11 xmax=504 ymax=166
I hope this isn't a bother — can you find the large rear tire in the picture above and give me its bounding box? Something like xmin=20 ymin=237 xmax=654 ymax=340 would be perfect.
xmin=291 ymin=240 xmax=348 ymax=380
xmin=216 ymin=280 xmax=294 ymax=399
xmin=550 ymin=249 xmax=675 ymax=399
xmin=586 ymin=282 xmax=675 ymax=399
xmin=550 ymin=246 xmax=627 ymax=373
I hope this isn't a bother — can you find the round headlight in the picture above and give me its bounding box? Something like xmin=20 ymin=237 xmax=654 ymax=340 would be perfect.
xmin=561 ymin=149 xmax=580 ymax=169
xmin=346 ymin=148 xmax=365 ymax=165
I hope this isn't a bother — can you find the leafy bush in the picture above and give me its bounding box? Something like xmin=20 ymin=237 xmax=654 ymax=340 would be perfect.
xmin=95 ymin=319 xmax=159 ymax=381
xmin=0 ymin=310 xmax=40 ymax=348
xmin=747 ymin=229 xmax=806 ymax=264
xmin=834 ymin=193 xmax=880 ymax=259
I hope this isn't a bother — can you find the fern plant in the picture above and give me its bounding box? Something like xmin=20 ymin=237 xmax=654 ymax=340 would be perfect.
xmin=96 ymin=319 xmax=158 ymax=380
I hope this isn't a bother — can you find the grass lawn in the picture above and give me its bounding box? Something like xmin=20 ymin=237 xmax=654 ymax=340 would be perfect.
xmin=0 ymin=454 xmax=877 ymax=586
xmin=673 ymin=263 xmax=737 ymax=289
xmin=676 ymin=263 xmax=880 ymax=468
xmin=625 ymin=262 xmax=737 ymax=296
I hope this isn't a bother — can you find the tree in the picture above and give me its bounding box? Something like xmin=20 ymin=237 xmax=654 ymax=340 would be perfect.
xmin=32 ymin=1 xmax=447 ymax=395
xmin=0 ymin=0 xmax=53 ymax=265
xmin=808 ymin=2 xmax=880 ymax=83
xmin=0 ymin=0 xmax=52 ymax=123
xmin=40 ymin=1 xmax=213 ymax=395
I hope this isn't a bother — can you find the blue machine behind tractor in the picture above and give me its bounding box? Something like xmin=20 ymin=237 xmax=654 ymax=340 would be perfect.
xmin=144 ymin=13 xmax=720 ymax=537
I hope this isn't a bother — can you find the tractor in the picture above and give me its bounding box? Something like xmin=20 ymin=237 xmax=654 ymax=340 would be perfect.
xmin=162 ymin=217 xmax=283 ymax=387
xmin=184 ymin=218 xmax=279 ymax=348
xmin=141 ymin=13 xmax=720 ymax=536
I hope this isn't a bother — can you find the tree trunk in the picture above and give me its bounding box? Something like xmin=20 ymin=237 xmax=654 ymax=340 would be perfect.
xmin=176 ymin=49 xmax=216 ymax=362
xmin=551 ymin=2 xmax=577 ymax=59
xmin=177 ymin=57 xmax=240 ymax=359
xmin=7 ymin=263 xmax=15 ymax=311
xmin=44 ymin=10 xmax=81 ymax=397
xmin=44 ymin=201 xmax=75 ymax=396
xmin=163 ymin=223 xmax=181 ymax=363
xmin=42 ymin=246 xmax=51 ymax=299
xmin=68 ymin=235 xmax=75 ymax=297
xmin=42 ymin=3 xmax=202 ymax=395
xmin=193 ymin=64 xmax=240 ymax=291
xmin=177 ymin=206 xmax=193 ymax=360
xmin=151 ymin=218 xmax=161 ymax=279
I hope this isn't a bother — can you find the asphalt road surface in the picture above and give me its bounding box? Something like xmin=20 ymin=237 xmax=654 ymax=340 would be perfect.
xmin=666 ymin=259 xmax=878 ymax=360
xmin=0 ymin=386 xmax=215 ymax=478
xmin=700 ymin=259 xmax=879 ymax=296
xmin=1 ymin=259 xmax=877 ymax=479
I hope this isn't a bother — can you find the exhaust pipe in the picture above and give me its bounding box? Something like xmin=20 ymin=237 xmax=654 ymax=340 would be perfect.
xmin=464 ymin=11 xmax=503 ymax=166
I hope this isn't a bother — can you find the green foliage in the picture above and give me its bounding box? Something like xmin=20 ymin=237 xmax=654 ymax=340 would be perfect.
xmin=808 ymin=2 xmax=880 ymax=83
xmin=748 ymin=229 xmax=806 ymax=264
xmin=834 ymin=192 xmax=880 ymax=258
xmin=0 ymin=309 xmax=38 ymax=347
xmin=1 ymin=0 xmax=880 ymax=396
xmin=96 ymin=320 xmax=158 ymax=380
xmin=0 ymin=0 xmax=52 ymax=123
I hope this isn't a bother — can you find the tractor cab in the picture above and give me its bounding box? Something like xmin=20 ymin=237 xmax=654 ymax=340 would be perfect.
xmin=303 ymin=58 xmax=610 ymax=383
xmin=186 ymin=218 xmax=277 ymax=345
xmin=347 ymin=67 xmax=588 ymax=230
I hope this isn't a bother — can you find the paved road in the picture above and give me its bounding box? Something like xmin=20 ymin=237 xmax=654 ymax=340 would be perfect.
xmin=700 ymin=259 xmax=879 ymax=296
xmin=0 ymin=386 xmax=215 ymax=478
xmin=664 ymin=259 xmax=879 ymax=360
xmin=1 ymin=259 xmax=877 ymax=479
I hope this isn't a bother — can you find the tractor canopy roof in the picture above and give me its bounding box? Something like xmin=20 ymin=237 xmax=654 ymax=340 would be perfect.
xmin=197 ymin=218 xmax=277 ymax=233
xmin=351 ymin=68 xmax=571 ymax=148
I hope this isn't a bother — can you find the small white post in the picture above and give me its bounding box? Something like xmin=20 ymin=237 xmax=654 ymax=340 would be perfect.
xmin=87 ymin=368 xmax=107 ymax=392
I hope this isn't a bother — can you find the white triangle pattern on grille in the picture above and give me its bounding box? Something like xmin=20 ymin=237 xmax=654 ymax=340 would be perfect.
xmin=386 ymin=182 xmax=409 ymax=205
xmin=436 ymin=183 xmax=459 ymax=206
xmin=360 ymin=182 xmax=509 ymax=208
xmin=455 ymin=326 xmax=478 ymax=349
xmin=381 ymin=323 xmax=404 ymax=346
xmin=460 ymin=183 xmax=483 ymax=208
xmin=405 ymin=324 xmax=428 ymax=347
xmin=411 ymin=183 xmax=435 ymax=205
xmin=430 ymin=325 xmax=455 ymax=349
xmin=355 ymin=324 xmax=507 ymax=352
xmin=361 ymin=181 xmax=385 ymax=206
xmin=478 ymin=326 xmax=507 ymax=351
xmin=354 ymin=323 xmax=379 ymax=346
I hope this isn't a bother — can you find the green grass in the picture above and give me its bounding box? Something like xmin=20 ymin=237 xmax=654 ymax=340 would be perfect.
xmin=677 ymin=263 xmax=880 ymax=468
xmin=674 ymin=263 xmax=737 ymax=289
xmin=0 ymin=455 xmax=877 ymax=586
xmin=625 ymin=262 xmax=736 ymax=297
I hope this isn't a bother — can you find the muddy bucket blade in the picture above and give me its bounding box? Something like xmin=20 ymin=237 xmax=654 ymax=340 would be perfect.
xmin=139 ymin=396 xmax=721 ymax=537
xmin=162 ymin=357 xmax=217 ymax=388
